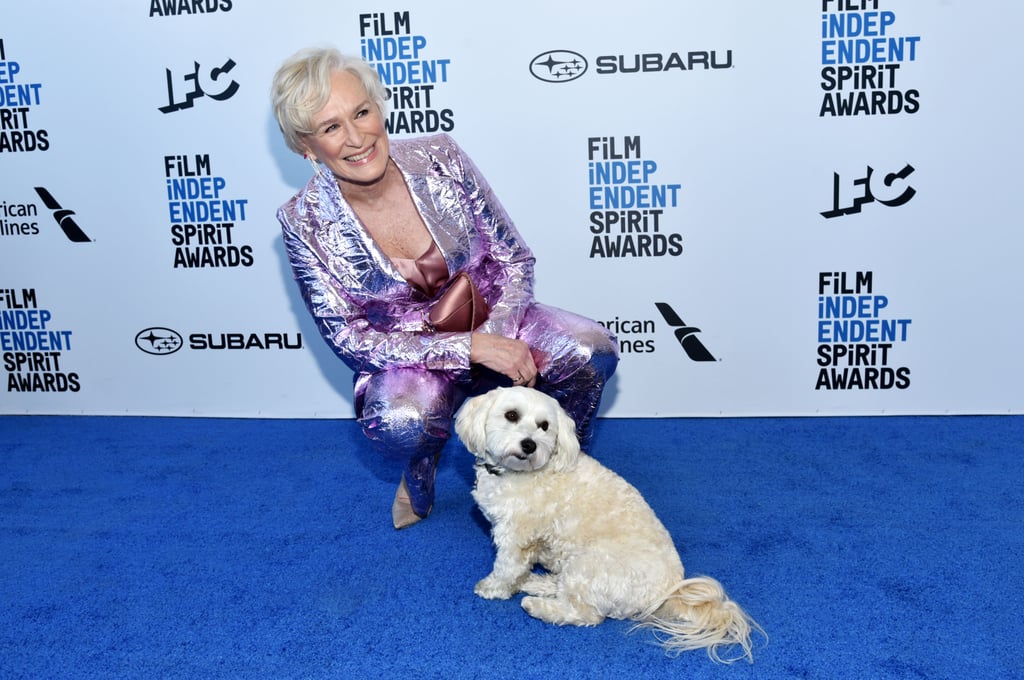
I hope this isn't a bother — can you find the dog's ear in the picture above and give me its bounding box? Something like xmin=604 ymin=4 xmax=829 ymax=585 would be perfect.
xmin=553 ymin=403 xmax=581 ymax=463
xmin=455 ymin=391 xmax=494 ymax=454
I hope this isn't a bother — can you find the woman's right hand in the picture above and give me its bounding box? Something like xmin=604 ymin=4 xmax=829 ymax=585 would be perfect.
xmin=469 ymin=332 xmax=537 ymax=387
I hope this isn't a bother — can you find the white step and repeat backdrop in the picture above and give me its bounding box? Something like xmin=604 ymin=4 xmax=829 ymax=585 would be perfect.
xmin=2 ymin=1 xmax=1021 ymax=418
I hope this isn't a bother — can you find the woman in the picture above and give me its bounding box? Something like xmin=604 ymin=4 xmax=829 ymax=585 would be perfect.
xmin=272 ymin=47 xmax=618 ymax=528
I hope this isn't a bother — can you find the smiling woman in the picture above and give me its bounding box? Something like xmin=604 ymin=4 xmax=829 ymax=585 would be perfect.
xmin=270 ymin=46 xmax=619 ymax=529
xmin=300 ymin=71 xmax=393 ymax=190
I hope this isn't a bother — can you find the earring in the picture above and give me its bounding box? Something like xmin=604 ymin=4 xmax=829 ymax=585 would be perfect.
xmin=305 ymin=153 xmax=324 ymax=178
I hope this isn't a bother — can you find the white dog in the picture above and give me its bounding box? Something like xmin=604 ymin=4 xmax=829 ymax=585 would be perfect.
xmin=455 ymin=386 xmax=762 ymax=663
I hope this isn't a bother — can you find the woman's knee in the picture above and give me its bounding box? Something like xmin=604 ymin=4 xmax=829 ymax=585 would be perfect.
xmin=578 ymin=325 xmax=619 ymax=380
xmin=523 ymin=304 xmax=619 ymax=379
xmin=356 ymin=369 xmax=455 ymax=458
xmin=549 ymin=320 xmax=620 ymax=384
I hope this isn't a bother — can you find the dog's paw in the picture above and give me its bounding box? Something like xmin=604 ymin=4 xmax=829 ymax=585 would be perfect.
xmin=475 ymin=575 xmax=515 ymax=600
xmin=522 ymin=595 xmax=605 ymax=626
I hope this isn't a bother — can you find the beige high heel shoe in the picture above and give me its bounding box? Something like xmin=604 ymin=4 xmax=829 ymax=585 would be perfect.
xmin=391 ymin=476 xmax=428 ymax=529
xmin=391 ymin=452 xmax=439 ymax=529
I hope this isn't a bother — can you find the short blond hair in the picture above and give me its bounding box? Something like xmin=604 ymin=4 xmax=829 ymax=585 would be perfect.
xmin=270 ymin=47 xmax=389 ymax=155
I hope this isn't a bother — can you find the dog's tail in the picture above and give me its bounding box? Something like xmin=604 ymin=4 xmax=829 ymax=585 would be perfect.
xmin=631 ymin=576 xmax=764 ymax=664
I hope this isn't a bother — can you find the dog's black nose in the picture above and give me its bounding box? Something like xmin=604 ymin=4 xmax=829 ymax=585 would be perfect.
xmin=520 ymin=438 xmax=536 ymax=455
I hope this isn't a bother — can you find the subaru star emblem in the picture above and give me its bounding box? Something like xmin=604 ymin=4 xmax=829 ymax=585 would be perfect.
xmin=530 ymin=50 xmax=588 ymax=83
xmin=135 ymin=327 xmax=184 ymax=355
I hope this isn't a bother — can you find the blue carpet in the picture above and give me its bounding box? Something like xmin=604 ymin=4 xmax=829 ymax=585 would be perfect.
xmin=1 ymin=414 xmax=1022 ymax=679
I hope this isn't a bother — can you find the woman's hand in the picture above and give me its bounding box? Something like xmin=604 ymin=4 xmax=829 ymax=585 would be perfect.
xmin=469 ymin=333 xmax=537 ymax=387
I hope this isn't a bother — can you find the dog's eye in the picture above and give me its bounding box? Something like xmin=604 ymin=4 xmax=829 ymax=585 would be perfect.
xmin=504 ymin=410 xmax=520 ymax=423
xmin=538 ymin=420 xmax=549 ymax=432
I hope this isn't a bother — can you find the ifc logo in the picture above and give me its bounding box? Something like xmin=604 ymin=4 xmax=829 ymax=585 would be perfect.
xmin=135 ymin=327 xmax=184 ymax=355
xmin=529 ymin=50 xmax=588 ymax=83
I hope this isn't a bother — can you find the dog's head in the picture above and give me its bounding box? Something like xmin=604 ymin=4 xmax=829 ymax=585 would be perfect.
xmin=455 ymin=386 xmax=581 ymax=473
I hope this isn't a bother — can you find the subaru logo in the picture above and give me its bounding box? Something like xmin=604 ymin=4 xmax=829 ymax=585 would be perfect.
xmin=135 ymin=327 xmax=184 ymax=355
xmin=529 ymin=50 xmax=588 ymax=83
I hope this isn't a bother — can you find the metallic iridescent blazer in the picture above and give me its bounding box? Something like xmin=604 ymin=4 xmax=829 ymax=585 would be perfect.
xmin=277 ymin=133 xmax=536 ymax=384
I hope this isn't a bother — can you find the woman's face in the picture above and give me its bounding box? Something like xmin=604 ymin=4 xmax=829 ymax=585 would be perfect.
xmin=301 ymin=70 xmax=389 ymax=188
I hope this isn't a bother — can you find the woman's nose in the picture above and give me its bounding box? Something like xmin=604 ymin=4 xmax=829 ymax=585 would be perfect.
xmin=346 ymin=124 xmax=365 ymax=147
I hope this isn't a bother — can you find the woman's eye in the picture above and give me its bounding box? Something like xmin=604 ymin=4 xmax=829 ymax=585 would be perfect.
xmin=504 ymin=410 xmax=519 ymax=423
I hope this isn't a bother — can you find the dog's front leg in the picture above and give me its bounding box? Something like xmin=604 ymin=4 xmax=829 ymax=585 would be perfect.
xmin=475 ymin=530 xmax=534 ymax=600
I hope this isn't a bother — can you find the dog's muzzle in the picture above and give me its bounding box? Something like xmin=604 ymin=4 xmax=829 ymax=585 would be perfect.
xmin=516 ymin=438 xmax=537 ymax=459
xmin=501 ymin=444 xmax=540 ymax=471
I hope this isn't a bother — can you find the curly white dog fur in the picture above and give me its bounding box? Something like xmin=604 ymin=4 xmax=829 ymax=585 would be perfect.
xmin=455 ymin=386 xmax=763 ymax=663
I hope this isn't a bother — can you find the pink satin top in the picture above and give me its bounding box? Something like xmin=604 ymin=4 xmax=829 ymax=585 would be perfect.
xmin=390 ymin=241 xmax=450 ymax=297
